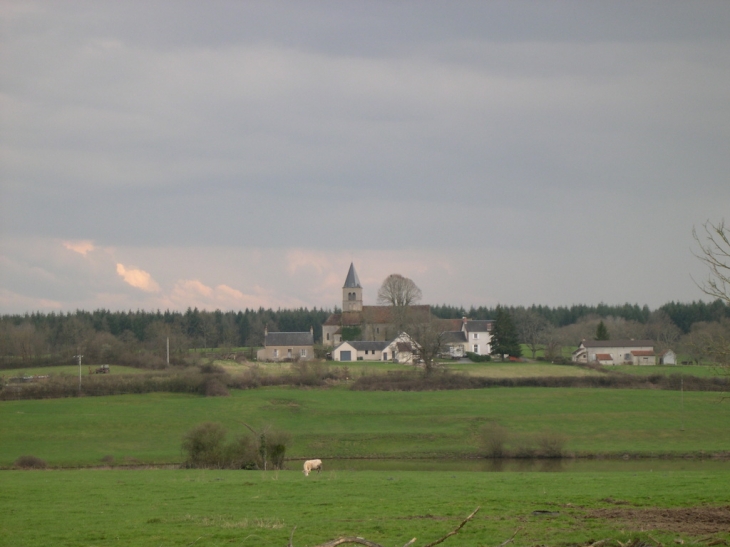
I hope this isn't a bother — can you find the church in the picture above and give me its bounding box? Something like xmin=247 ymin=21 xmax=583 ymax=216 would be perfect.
xmin=321 ymin=263 xmax=432 ymax=347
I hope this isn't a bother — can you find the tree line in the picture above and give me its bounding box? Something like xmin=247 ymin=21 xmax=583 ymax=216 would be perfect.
xmin=431 ymin=300 xmax=730 ymax=333
xmin=1 ymin=299 xmax=729 ymax=367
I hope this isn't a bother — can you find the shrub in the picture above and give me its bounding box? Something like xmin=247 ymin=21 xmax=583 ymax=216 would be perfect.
xmin=262 ymin=429 xmax=293 ymax=470
xmin=199 ymin=362 xmax=226 ymax=374
xmin=203 ymin=378 xmax=230 ymax=397
xmin=466 ymin=352 xmax=492 ymax=363
xmin=224 ymin=435 xmax=259 ymax=470
xmin=15 ymin=455 xmax=47 ymax=469
xmin=181 ymin=422 xmax=290 ymax=470
xmin=536 ymin=430 xmax=568 ymax=458
xmin=478 ymin=423 xmax=509 ymax=458
xmin=512 ymin=435 xmax=537 ymax=458
xmin=181 ymin=422 xmax=227 ymax=468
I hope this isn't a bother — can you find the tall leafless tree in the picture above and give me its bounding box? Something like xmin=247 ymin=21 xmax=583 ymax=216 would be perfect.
xmin=693 ymin=219 xmax=730 ymax=305
xmin=377 ymin=274 xmax=423 ymax=334
xmin=377 ymin=274 xmax=422 ymax=307
xmin=692 ymin=220 xmax=730 ymax=380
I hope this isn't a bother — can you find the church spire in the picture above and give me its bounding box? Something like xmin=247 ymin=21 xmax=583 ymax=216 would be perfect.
xmin=342 ymin=263 xmax=363 ymax=312
xmin=343 ymin=262 xmax=362 ymax=288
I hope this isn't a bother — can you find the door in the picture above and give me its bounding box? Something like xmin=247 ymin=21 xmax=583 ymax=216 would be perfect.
xmin=340 ymin=350 xmax=351 ymax=361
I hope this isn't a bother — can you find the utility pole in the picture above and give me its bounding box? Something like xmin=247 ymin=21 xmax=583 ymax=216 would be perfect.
xmin=75 ymin=354 xmax=83 ymax=394
xmin=680 ymin=376 xmax=684 ymax=431
xmin=166 ymin=337 xmax=170 ymax=365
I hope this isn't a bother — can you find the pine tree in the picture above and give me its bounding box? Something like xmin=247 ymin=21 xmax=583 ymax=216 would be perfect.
xmin=490 ymin=306 xmax=522 ymax=360
xmin=595 ymin=320 xmax=609 ymax=340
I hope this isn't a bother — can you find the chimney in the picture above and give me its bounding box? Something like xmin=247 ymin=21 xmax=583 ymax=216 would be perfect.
xmin=264 ymin=324 xmax=268 ymax=336
xmin=310 ymin=325 xmax=313 ymax=335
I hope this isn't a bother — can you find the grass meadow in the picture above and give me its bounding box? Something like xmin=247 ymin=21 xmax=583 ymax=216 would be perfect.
xmin=2 ymin=386 xmax=729 ymax=468
xmin=2 ymin=468 xmax=729 ymax=547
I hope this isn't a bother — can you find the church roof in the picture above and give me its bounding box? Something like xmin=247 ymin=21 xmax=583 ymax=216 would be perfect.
xmin=343 ymin=263 xmax=362 ymax=288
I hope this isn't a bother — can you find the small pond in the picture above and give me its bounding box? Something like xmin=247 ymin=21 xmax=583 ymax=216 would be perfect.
xmin=318 ymin=458 xmax=730 ymax=473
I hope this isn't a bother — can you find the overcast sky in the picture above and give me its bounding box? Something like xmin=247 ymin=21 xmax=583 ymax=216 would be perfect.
xmin=1 ymin=1 xmax=729 ymax=315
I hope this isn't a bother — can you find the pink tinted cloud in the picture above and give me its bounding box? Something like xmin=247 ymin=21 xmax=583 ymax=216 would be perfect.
xmin=63 ymin=240 xmax=95 ymax=256
xmin=164 ymin=278 xmax=304 ymax=310
xmin=116 ymin=263 xmax=161 ymax=293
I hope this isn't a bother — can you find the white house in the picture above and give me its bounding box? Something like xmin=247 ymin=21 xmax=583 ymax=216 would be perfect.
xmin=332 ymin=333 xmax=419 ymax=364
xmin=572 ymin=339 xmax=656 ymax=366
xmin=659 ymin=349 xmax=677 ymax=365
xmin=440 ymin=317 xmax=494 ymax=357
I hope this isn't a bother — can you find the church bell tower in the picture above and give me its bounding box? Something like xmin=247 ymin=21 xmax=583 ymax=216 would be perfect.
xmin=342 ymin=263 xmax=363 ymax=312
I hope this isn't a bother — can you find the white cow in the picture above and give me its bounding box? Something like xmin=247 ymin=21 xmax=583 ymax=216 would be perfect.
xmin=303 ymin=459 xmax=322 ymax=476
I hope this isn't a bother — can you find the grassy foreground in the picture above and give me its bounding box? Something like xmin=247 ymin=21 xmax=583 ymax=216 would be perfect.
xmin=1 ymin=469 xmax=728 ymax=547
xmin=2 ymin=386 xmax=729 ymax=467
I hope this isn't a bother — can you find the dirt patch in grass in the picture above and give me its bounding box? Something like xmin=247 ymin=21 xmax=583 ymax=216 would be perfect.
xmin=586 ymin=505 xmax=730 ymax=535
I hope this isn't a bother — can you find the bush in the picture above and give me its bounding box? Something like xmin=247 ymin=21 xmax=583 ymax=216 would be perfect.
xmin=199 ymin=362 xmax=226 ymax=374
xmin=203 ymin=378 xmax=230 ymax=397
xmin=14 ymin=455 xmax=47 ymax=469
xmin=182 ymin=422 xmax=228 ymax=468
xmin=181 ymin=422 xmax=291 ymax=470
xmin=262 ymin=429 xmax=293 ymax=470
xmin=466 ymin=352 xmax=492 ymax=363
xmin=536 ymin=430 xmax=568 ymax=458
xmin=478 ymin=423 xmax=509 ymax=458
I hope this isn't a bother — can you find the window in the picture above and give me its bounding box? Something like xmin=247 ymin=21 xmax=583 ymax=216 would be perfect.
xmin=326 ymin=332 xmax=330 ymax=341
xmin=348 ymin=292 xmax=355 ymax=301
xmin=383 ymin=352 xmax=388 ymax=360
xmin=273 ymin=349 xmax=279 ymax=358
xmin=287 ymin=349 xmax=292 ymax=358
xmin=473 ymin=333 xmax=479 ymax=339
xmin=300 ymin=349 xmax=307 ymax=357
xmin=376 ymin=327 xmax=380 ymax=334
xmin=473 ymin=344 xmax=479 ymax=353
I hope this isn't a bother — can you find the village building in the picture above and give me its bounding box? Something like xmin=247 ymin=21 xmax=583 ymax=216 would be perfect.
xmin=440 ymin=318 xmax=494 ymax=357
xmin=322 ymin=263 xmax=432 ymax=346
xmin=571 ymin=339 xmax=656 ymax=365
xmin=256 ymin=326 xmax=314 ymax=362
xmin=332 ymin=333 xmax=419 ymax=364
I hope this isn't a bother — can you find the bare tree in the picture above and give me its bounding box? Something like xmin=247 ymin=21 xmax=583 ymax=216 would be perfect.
xmin=512 ymin=309 xmax=548 ymax=359
xmin=406 ymin=319 xmax=453 ymax=376
xmin=693 ymin=219 xmax=730 ymax=305
xmin=377 ymin=274 xmax=422 ymax=307
xmin=377 ymin=274 xmax=423 ymax=334
xmin=691 ymin=220 xmax=730 ymax=381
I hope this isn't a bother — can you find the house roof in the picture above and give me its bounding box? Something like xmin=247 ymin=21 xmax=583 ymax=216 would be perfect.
xmin=582 ymin=339 xmax=654 ymax=348
xmin=441 ymin=331 xmax=468 ymax=344
xmin=324 ymin=305 xmax=432 ymax=327
xmin=465 ymin=320 xmax=493 ymax=332
xmin=343 ymin=263 xmax=362 ymax=288
xmin=265 ymin=332 xmax=314 ymax=347
xmin=631 ymin=350 xmax=655 ymax=357
xmin=595 ymin=353 xmax=613 ymax=361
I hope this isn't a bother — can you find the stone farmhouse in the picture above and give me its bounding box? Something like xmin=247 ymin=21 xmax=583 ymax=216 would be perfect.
xmin=256 ymin=326 xmax=314 ymax=362
xmin=571 ymin=339 xmax=656 ymax=366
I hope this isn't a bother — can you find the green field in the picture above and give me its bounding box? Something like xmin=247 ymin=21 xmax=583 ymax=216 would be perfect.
xmin=1 ymin=469 xmax=728 ymax=547
xmin=2 ymin=386 xmax=729 ymax=468
xmin=0 ymin=364 xmax=150 ymax=377
xmin=605 ymin=364 xmax=719 ymax=377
